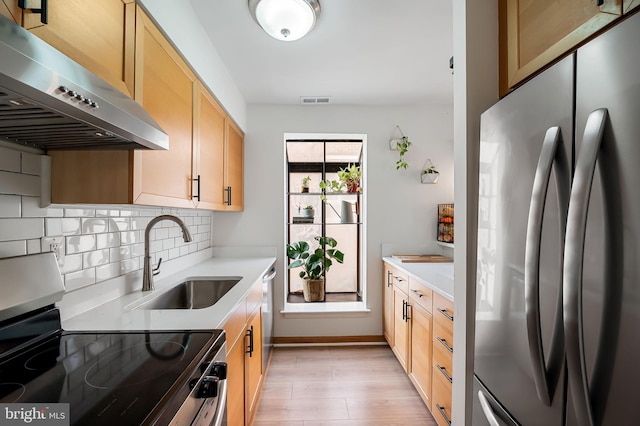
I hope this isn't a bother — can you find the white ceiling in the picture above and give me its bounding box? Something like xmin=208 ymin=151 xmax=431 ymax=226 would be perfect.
xmin=188 ymin=0 xmax=453 ymax=106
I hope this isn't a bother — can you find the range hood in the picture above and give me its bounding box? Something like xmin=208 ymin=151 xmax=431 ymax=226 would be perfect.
xmin=0 ymin=14 xmax=168 ymax=150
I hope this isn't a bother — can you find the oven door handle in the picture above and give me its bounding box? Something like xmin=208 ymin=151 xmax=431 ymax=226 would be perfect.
xmin=212 ymin=378 xmax=228 ymax=426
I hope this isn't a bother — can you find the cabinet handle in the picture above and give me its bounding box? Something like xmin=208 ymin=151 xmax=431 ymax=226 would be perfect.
xmin=437 ymin=363 xmax=453 ymax=383
xmin=192 ymin=175 xmax=201 ymax=201
xmin=437 ymin=336 xmax=453 ymax=353
xmin=387 ymin=270 xmax=392 ymax=287
xmin=225 ymin=186 xmax=232 ymax=206
xmin=411 ymin=289 xmax=424 ymax=298
xmin=245 ymin=325 xmax=254 ymax=357
xmin=19 ymin=0 xmax=48 ymax=24
xmin=436 ymin=404 xmax=452 ymax=426
xmin=437 ymin=307 xmax=454 ymax=322
xmin=402 ymin=300 xmax=406 ymax=321
xmin=395 ymin=276 xmax=405 ymax=282
xmin=405 ymin=301 xmax=411 ymax=322
xmin=596 ymin=0 xmax=604 ymax=6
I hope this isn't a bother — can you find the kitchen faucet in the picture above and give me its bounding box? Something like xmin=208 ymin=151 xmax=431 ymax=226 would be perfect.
xmin=142 ymin=215 xmax=193 ymax=291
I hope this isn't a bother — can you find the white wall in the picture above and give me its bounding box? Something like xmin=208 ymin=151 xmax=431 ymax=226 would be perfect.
xmin=138 ymin=0 xmax=248 ymax=131
xmin=212 ymin=103 xmax=454 ymax=337
xmin=452 ymin=0 xmax=499 ymax=424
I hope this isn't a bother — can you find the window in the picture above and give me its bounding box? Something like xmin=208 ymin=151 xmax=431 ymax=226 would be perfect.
xmin=285 ymin=135 xmax=365 ymax=308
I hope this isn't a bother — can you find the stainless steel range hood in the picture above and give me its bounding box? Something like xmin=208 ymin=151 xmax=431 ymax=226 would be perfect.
xmin=0 ymin=14 xmax=169 ymax=150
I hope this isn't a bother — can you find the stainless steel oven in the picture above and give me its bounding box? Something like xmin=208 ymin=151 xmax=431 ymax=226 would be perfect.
xmin=0 ymin=253 xmax=227 ymax=425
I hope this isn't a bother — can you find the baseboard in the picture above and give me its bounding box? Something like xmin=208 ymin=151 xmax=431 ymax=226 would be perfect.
xmin=273 ymin=335 xmax=386 ymax=346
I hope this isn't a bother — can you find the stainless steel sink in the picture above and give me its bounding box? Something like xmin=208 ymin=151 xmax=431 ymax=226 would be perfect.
xmin=135 ymin=277 xmax=241 ymax=310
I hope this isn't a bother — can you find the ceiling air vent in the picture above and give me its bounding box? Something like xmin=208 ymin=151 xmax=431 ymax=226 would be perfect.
xmin=301 ymin=96 xmax=331 ymax=105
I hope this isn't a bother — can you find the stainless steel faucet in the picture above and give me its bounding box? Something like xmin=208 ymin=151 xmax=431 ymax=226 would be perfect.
xmin=142 ymin=215 xmax=193 ymax=291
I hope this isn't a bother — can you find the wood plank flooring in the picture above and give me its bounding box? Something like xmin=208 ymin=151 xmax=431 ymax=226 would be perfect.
xmin=252 ymin=345 xmax=437 ymax=425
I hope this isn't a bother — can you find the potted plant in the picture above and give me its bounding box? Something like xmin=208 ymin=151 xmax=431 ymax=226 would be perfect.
xmin=286 ymin=236 xmax=344 ymax=302
xmin=391 ymin=136 xmax=412 ymax=170
xmin=319 ymin=163 xmax=362 ymax=199
xmin=300 ymin=205 xmax=315 ymax=218
xmin=421 ymin=160 xmax=440 ymax=184
xmin=301 ymin=176 xmax=311 ymax=193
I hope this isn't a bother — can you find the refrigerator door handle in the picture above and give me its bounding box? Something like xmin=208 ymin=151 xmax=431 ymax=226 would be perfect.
xmin=524 ymin=126 xmax=570 ymax=406
xmin=564 ymin=108 xmax=622 ymax=426
xmin=478 ymin=390 xmax=501 ymax=426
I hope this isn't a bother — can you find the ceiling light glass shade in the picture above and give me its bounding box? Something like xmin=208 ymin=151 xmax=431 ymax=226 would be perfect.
xmin=249 ymin=0 xmax=320 ymax=41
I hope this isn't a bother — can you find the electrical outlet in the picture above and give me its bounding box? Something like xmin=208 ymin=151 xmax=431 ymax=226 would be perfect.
xmin=41 ymin=236 xmax=65 ymax=268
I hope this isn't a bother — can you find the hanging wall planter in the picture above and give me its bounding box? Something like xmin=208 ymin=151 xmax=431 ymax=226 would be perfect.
xmin=389 ymin=125 xmax=412 ymax=170
xmin=421 ymin=158 xmax=440 ymax=184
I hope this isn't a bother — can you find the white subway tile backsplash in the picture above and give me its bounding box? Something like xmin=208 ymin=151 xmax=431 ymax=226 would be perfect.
xmin=0 ymin=240 xmax=26 ymax=257
xmin=65 ymin=208 xmax=96 ymax=217
xmin=66 ymin=235 xmax=96 ymax=254
xmin=82 ymin=218 xmax=108 ymax=234
xmin=0 ymin=146 xmax=212 ymax=298
xmin=22 ymin=196 xmax=63 ymax=218
xmin=21 ymin=152 xmax=41 ymax=176
xmin=0 ymin=218 xmax=44 ymax=241
xmin=0 ymin=171 xmax=39 ymax=196
xmin=0 ymin=147 xmax=21 ymax=172
xmin=0 ymin=195 xmax=21 ymax=217
xmin=65 ymin=268 xmax=96 ymax=292
xmin=26 ymin=239 xmax=41 ymax=254
xmin=83 ymin=249 xmax=109 ymax=268
xmin=46 ymin=218 xmax=81 ymax=236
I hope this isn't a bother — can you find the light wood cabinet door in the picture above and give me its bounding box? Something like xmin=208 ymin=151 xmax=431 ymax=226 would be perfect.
xmin=392 ymin=286 xmax=409 ymax=372
xmin=500 ymin=0 xmax=622 ymax=95
xmin=432 ymin=368 xmax=453 ymax=426
xmin=1 ymin=0 xmax=21 ymax=24
xmin=23 ymin=0 xmax=135 ymax=97
xmin=224 ymin=119 xmax=244 ymax=211
xmin=194 ymin=83 xmax=226 ymax=210
xmin=245 ymin=309 xmax=263 ymax=424
xmin=408 ymin=302 xmax=432 ymax=410
xmin=132 ymin=7 xmax=196 ymax=208
xmin=226 ymin=336 xmax=246 ymax=426
xmin=383 ymin=264 xmax=395 ymax=346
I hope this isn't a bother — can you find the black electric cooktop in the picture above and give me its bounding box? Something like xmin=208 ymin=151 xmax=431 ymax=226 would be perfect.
xmin=0 ymin=309 xmax=223 ymax=425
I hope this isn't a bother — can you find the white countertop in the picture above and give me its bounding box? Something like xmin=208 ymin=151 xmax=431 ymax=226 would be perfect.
xmin=62 ymin=256 xmax=276 ymax=331
xmin=382 ymin=257 xmax=454 ymax=300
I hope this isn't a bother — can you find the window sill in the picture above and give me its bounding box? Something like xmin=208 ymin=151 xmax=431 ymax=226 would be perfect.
xmin=280 ymin=301 xmax=370 ymax=318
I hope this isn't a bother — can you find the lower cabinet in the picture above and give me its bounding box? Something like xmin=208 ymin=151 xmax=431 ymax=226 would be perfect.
xmin=223 ymin=281 xmax=265 ymax=426
xmin=383 ymin=261 xmax=454 ymax=424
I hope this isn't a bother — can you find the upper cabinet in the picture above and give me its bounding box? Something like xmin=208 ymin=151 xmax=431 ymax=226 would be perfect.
xmin=49 ymin=5 xmax=244 ymax=211
xmin=225 ymin=119 xmax=244 ymax=211
xmin=499 ymin=0 xmax=622 ymax=95
xmin=1 ymin=0 xmax=21 ymax=24
xmin=132 ymin=7 xmax=196 ymax=208
xmin=22 ymin=0 xmax=135 ymax=98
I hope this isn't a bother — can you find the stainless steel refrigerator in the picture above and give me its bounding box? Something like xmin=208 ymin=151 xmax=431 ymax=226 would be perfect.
xmin=473 ymin=11 xmax=640 ymax=426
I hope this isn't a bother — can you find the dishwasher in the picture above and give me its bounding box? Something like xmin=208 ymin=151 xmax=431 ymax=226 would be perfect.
xmin=261 ymin=265 xmax=276 ymax=371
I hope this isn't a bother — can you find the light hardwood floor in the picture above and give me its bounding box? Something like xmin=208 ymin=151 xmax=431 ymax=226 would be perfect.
xmin=252 ymin=345 xmax=437 ymax=425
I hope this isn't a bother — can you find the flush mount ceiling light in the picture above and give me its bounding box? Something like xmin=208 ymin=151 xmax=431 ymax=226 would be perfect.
xmin=248 ymin=0 xmax=321 ymax=42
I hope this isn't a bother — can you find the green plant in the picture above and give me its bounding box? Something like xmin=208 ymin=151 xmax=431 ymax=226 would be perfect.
xmin=393 ymin=136 xmax=412 ymax=170
xmin=319 ymin=163 xmax=362 ymax=200
xmin=286 ymin=236 xmax=344 ymax=280
xmin=422 ymin=165 xmax=438 ymax=174
xmin=301 ymin=176 xmax=311 ymax=188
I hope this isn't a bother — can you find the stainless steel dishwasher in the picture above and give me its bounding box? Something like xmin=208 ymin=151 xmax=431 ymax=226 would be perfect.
xmin=261 ymin=265 xmax=276 ymax=371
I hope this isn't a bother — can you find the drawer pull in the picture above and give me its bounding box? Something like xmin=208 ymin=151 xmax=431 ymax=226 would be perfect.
xmin=411 ymin=289 xmax=424 ymax=298
xmin=395 ymin=276 xmax=405 ymax=282
xmin=387 ymin=270 xmax=392 ymax=287
xmin=437 ymin=363 xmax=453 ymax=383
xmin=437 ymin=336 xmax=453 ymax=353
xmin=437 ymin=307 xmax=454 ymax=321
xmin=436 ymin=404 xmax=452 ymax=426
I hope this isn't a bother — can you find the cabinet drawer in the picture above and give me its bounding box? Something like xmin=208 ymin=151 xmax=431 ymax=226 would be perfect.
xmin=433 ymin=292 xmax=454 ymax=333
xmin=432 ymin=368 xmax=453 ymax=426
xmin=409 ymin=278 xmax=433 ymax=313
xmin=433 ymin=338 xmax=453 ymax=385
xmin=433 ymin=320 xmax=454 ymax=355
xmin=391 ymin=268 xmax=409 ymax=294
